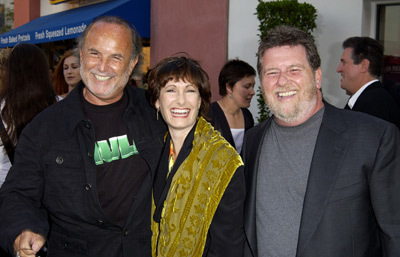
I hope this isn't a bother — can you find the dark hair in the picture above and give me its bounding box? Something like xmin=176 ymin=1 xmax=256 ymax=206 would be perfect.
xmin=147 ymin=56 xmax=211 ymax=118
xmin=218 ymin=59 xmax=256 ymax=96
xmin=0 ymin=48 xmax=11 ymax=71
xmin=257 ymin=25 xmax=321 ymax=77
xmin=342 ymin=36 xmax=383 ymax=78
xmin=77 ymin=16 xmax=143 ymax=76
xmin=0 ymin=43 xmax=57 ymax=146
xmin=52 ymin=48 xmax=80 ymax=95
xmin=0 ymin=48 xmax=11 ymax=89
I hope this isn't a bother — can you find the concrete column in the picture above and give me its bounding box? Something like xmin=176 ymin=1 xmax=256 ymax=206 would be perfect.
xmin=14 ymin=0 xmax=40 ymax=28
xmin=150 ymin=0 xmax=228 ymax=101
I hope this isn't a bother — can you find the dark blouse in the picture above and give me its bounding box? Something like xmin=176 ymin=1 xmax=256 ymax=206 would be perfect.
xmin=208 ymin=102 xmax=254 ymax=153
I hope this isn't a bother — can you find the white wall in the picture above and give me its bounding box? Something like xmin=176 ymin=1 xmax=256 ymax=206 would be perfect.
xmin=227 ymin=0 xmax=261 ymax=120
xmin=306 ymin=0 xmax=363 ymax=107
xmin=228 ymin=0 xmax=364 ymax=121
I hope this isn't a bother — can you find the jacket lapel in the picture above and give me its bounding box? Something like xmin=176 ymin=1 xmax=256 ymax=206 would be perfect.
xmin=215 ymin=102 xmax=236 ymax=148
xmin=243 ymin=119 xmax=272 ymax=257
xmin=296 ymin=104 xmax=349 ymax=256
xmin=153 ymin=126 xmax=195 ymax=222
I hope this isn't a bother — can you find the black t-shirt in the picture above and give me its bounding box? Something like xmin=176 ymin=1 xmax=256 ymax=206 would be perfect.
xmin=82 ymin=92 xmax=149 ymax=227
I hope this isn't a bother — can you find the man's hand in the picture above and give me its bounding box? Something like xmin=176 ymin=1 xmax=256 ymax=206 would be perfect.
xmin=13 ymin=230 xmax=45 ymax=257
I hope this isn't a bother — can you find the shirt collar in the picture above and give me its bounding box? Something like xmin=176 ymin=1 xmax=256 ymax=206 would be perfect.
xmin=347 ymin=79 xmax=379 ymax=109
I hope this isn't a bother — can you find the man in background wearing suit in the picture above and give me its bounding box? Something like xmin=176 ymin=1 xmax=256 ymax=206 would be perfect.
xmin=242 ymin=26 xmax=400 ymax=257
xmin=337 ymin=36 xmax=400 ymax=129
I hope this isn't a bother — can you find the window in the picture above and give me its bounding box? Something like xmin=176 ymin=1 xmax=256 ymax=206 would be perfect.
xmin=377 ymin=3 xmax=400 ymax=104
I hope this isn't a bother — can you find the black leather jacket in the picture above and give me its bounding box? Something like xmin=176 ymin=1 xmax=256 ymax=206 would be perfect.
xmin=0 ymin=82 xmax=166 ymax=257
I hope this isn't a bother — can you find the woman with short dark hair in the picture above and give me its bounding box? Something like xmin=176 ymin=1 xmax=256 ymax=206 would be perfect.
xmin=208 ymin=59 xmax=256 ymax=153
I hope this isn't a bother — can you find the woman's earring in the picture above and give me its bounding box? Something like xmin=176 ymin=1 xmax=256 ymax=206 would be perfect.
xmin=229 ymin=94 xmax=232 ymax=99
xmin=157 ymin=108 xmax=160 ymax=120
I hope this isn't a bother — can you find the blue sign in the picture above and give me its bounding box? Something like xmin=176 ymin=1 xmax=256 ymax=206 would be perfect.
xmin=0 ymin=0 xmax=150 ymax=48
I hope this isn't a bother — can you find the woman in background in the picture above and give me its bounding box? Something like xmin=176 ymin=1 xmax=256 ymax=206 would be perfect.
xmin=148 ymin=56 xmax=245 ymax=257
xmin=208 ymin=59 xmax=256 ymax=153
xmin=52 ymin=48 xmax=81 ymax=99
xmin=0 ymin=43 xmax=58 ymax=187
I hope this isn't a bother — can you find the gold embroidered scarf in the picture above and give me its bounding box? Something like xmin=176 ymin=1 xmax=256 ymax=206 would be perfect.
xmin=151 ymin=117 xmax=243 ymax=257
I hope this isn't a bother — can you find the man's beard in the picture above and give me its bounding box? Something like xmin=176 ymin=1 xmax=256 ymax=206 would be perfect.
xmin=79 ymin=62 xmax=131 ymax=98
xmin=264 ymin=81 xmax=318 ymax=124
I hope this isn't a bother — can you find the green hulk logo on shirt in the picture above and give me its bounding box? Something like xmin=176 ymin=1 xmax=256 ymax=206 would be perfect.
xmin=94 ymin=135 xmax=139 ymax=165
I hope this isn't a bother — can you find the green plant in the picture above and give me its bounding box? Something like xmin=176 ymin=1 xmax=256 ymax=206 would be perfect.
xmin=256 ymin=85 xmax=271 ymax=122
xmin=255 ymin=0 xmax=317 ymax=122
xmin=1 ymin=2 xmax=14 ymax=34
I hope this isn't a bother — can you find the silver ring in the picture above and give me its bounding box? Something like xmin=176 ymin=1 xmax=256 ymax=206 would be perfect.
xmin=16 ymin=251 xmax=21 ymax=257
